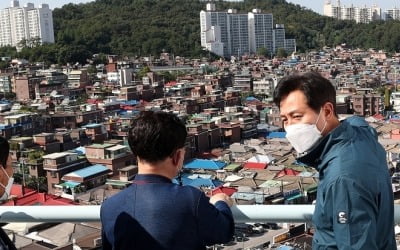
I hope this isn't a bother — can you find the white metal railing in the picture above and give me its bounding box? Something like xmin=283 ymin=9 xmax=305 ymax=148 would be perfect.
xmin=0 ymin=205 xmax=400 ymax=223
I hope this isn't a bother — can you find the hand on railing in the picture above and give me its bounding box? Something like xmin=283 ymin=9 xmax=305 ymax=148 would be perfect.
xmin=210 ymin=193 xmax=234 ymax=207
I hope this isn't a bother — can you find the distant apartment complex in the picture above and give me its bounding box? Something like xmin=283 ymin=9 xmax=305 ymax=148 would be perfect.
xmin=323 ymin=0 xmax=400 ymax=23
xmin=0 ymin=0 xmax=54 ymax=48
xmin=200 ymin=3 xmax=296 ymax=58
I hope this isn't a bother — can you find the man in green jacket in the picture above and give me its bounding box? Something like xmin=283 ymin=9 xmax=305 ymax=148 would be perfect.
xmin=273 ymin=71 xmax=396 ymax=249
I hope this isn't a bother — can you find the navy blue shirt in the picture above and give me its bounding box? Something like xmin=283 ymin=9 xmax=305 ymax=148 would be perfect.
xmin=101 ymin=174 xmax=234 ymax=250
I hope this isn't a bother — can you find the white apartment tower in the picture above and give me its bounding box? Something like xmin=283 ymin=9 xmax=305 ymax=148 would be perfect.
xmin=228 ymin=10 xmax=249 ymax=57
xmin=323 ymin=1 xmax=382 ymax=23
xmin=385 ymin=8 xmax=400 ymax=20
xmin=200 ymin=4 xmax=295 ymax=58
xmin=248 ymin=9 xmax=273 ymax=55
xmin=273 ymin=24 xmax=285 ymax=53
xmin=0 ymin=0 xmax=54 ymax=48
xmin=200 ymin=4 xmax=230 ymax=57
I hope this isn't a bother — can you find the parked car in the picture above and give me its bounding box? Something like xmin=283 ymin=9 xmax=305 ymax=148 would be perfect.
xmin=261 ymin=222 xmax=279 ymax=230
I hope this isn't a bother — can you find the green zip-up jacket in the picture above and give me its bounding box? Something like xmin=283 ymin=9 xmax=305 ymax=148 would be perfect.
xmin=298 ymin=116 xmax=396 ymax=250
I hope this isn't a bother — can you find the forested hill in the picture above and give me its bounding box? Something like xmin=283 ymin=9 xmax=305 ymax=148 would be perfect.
xmin=3 ymin=0 xmax=400 ymax=66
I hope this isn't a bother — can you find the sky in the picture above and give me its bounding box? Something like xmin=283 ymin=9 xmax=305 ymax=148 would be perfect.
xmin=0 ymin=0 xmax=399 ymax=13
xmin=0 ymin=0 xmax=94 ymax=10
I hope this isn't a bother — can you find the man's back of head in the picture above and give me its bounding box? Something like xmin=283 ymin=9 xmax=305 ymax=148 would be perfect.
xmin=128 ymin=111 xmax=187 ymax=164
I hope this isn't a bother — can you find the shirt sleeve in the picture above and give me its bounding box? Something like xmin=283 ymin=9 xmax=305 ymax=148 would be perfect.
xmin=325 ymin=177 xmax=378 ymax=250
xmin=100 ymin=207 xmax=112 ymax=250
xmin=196 ymin=193 xmax=234 ymax=245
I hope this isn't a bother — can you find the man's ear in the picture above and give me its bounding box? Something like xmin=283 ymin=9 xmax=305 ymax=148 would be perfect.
xmin=323 ymin=102 xmax=336 ymax=120
xmin=171 ymin=150 xmax=180 ymax=166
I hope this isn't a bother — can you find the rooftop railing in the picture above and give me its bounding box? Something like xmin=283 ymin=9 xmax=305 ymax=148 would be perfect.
xmin=0 ymin=204 xmax=400 ymax=223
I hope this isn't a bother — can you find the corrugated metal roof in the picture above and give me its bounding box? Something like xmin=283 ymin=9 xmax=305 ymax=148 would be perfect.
xmin=43 ymin=152 xmax=75 ymax=159
xmin=64 ymin=164 xmax=110 ymax=178
xmin=63 ymin=181 xmax=80 ymax=187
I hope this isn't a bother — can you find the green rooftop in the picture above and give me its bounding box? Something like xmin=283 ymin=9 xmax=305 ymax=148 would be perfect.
xmin=224 ymin=164 xmax=241 ymax=171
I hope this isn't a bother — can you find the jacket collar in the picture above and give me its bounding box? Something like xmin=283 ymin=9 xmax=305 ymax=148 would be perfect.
xmin=133 ymin=174 xmax=172 ymax=183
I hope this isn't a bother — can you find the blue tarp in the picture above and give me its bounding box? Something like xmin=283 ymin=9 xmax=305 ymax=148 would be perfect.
xmin=173 ymin=176 xmax=223 ymax=188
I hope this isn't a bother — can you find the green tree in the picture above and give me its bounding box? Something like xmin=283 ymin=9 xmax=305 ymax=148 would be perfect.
xmin=158 ymin=71 xmax=176 ymax=83
xmin=256 ymin=47 xmax=269 ymax=58
xmin=0 ymin=61 xmax=8 ymax=69
xmin=87 ymin=65 xmax=97 ymax=74
xmin=276 ymin=48 xmax=288 ymax=58
xmin=4 ymin=92 xmax=15 ymax=100
xmin=137 ymin=66 xmax=151 ymax=79
xmin=25 ymin=176 xmax=47 ymax=192
xmin=28 ymin=150 xmax=44 ymax=162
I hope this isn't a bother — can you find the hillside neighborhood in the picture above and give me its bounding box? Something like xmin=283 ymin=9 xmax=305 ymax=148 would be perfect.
xmin=1 ymin=44 xmax=400 ymax=249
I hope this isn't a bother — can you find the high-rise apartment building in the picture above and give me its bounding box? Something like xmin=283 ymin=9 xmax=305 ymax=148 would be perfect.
xmin=385 ymin=8 xmax=400 ymax=20
xmin=248 ymin=9 xmax=273 ymax=55
xmin=228 ymin=11 xmax=249 ymax=57
xmin=200 ymin=4 xmax=230 ymax=57
xmin=0 ymin=0 xmax=54 ymax=48
xmin=323 ymin=1 xmax=382 ymax=23
xmin=200 ymin=4 xmax=295 ymax=58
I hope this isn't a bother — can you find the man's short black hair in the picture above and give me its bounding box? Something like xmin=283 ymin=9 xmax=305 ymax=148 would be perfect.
xmin=0 ymin=137 xmax=9 ymax=168
xmin=273 ymin=71 xmax=337 ymax=116
xmin=128 ymin=111 xmax=187 ymax=163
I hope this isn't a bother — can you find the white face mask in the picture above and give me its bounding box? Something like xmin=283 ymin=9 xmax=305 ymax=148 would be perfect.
xmin=285 ymin=110 xmax=326 ymax=155
xmin=0 ymin=167 xmax=13 ymax=201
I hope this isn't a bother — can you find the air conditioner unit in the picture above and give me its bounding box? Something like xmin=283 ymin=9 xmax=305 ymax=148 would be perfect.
xmin=94 ymin=238 xmax=102 ymax=246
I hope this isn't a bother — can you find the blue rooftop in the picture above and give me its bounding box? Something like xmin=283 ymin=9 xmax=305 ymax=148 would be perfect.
xmin=184 ymin=159 xmax=226 ymax=170
xmin=123 ymin=100 xmax=139 ymax=105
xmin=63 ymin=181 xmax=80 ymax=187
xmin=266 ymin=131 xmax=286 ymax=139
xmin=67 ymin=164 xmax=110 ymax=178
xmin=245 ymin=96 xmax=260 ymax=102
xmin=72 ymin=146 xmax=86 ymax=155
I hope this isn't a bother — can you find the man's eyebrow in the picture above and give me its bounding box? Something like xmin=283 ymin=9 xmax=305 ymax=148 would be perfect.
xmin=280 ymin=110 xmax=301 ymax=116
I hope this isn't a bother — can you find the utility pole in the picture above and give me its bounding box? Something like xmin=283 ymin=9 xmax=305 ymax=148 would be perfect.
xmin=19 ymin=158 xmax=26 ymax=195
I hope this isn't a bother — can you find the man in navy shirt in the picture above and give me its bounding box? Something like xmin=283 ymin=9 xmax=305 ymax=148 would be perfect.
xmin=101 ymin=111 xmax=234 ymax=250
